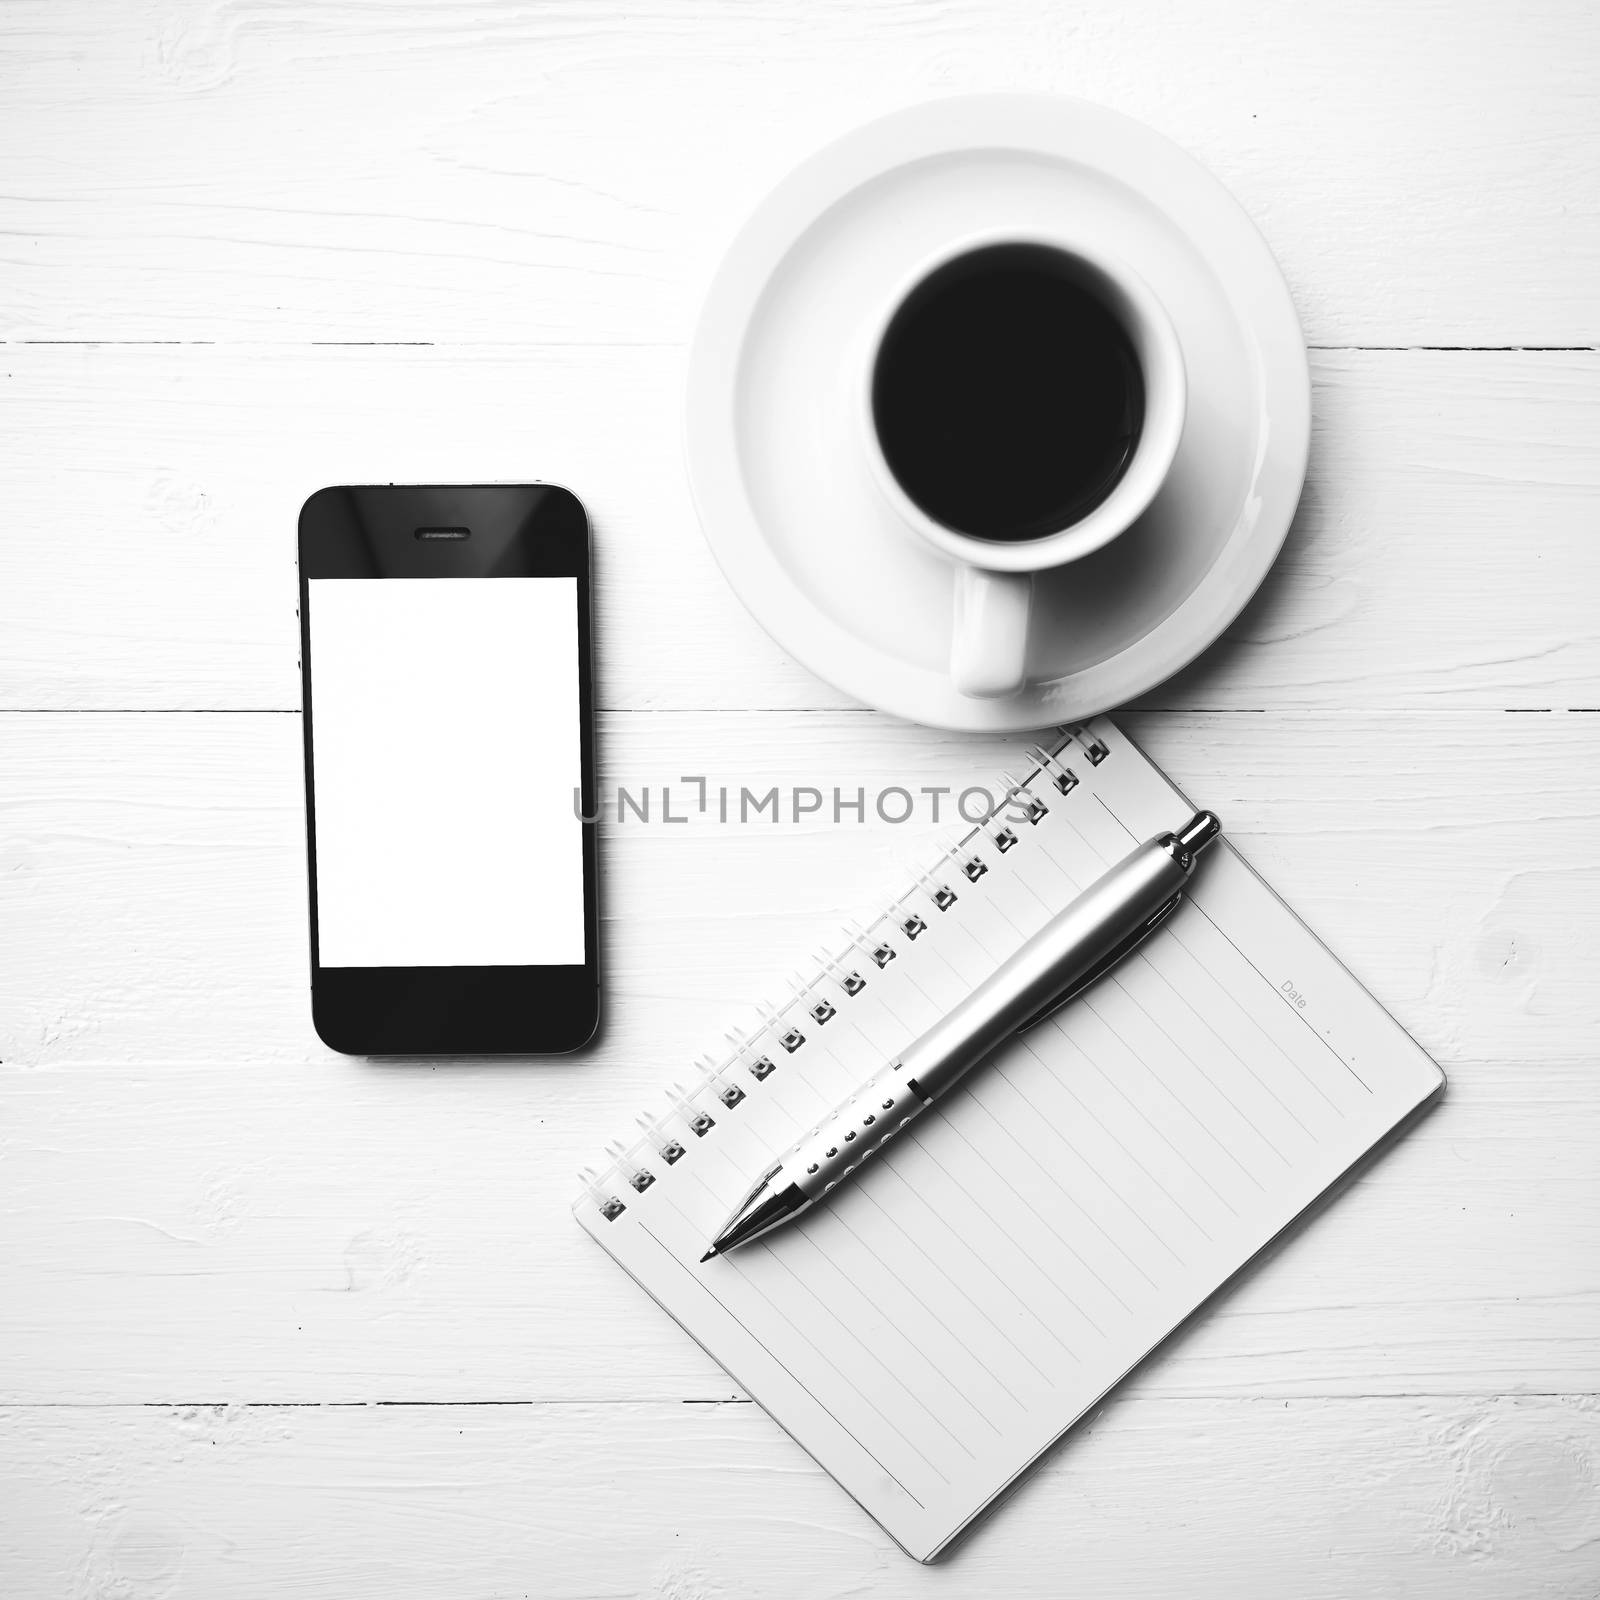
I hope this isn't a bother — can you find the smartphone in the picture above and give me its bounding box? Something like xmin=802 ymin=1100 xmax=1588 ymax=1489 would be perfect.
xmin=297 ymin=484 xmax=599 ymax=1055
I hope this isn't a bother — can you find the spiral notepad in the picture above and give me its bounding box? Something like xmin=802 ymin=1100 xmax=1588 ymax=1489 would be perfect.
xmin=574 ymin=718 xmax=1443 ymax=1561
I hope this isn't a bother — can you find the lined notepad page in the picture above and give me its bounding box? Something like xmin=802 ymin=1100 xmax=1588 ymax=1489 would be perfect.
xmin=575 ymin=719 xmax=1443 ymax=1562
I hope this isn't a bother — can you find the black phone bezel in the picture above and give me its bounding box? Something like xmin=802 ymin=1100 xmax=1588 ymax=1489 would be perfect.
xmin=297 ymin=484 xmax=599 ymax=1056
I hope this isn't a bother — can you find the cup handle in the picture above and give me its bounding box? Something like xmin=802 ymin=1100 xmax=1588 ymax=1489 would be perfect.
xmin=951 ymin=566 xmax=1032 ymax=699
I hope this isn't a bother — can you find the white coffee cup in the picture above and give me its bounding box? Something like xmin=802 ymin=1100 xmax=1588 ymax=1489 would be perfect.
xmin=860 ymin=229 xmax=1187 ymax=699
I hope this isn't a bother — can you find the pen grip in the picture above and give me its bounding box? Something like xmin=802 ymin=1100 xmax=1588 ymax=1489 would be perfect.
xmin=788 ymin=1060 xmax=931 ymax=1201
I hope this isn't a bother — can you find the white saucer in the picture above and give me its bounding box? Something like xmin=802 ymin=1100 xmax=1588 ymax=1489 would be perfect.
xmin=685 ymin=96 xmax=1310 ymax=731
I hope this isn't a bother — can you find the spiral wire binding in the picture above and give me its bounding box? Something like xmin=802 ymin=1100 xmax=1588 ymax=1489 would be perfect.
xmin=579 ymin=724 xmax=1113 ymax=1220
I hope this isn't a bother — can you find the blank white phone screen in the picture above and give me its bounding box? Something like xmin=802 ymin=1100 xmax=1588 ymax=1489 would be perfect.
xmin=308 ymin=577 xmax=585 ymax=968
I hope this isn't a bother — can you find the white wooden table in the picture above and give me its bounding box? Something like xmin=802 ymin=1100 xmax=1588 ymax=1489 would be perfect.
xmin=4 ymin=3 xmax=1598 ymax=1594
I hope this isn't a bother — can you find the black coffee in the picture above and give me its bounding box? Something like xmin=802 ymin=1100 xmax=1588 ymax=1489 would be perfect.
xmin=871 ymin=244 xmax=1144 ymax=543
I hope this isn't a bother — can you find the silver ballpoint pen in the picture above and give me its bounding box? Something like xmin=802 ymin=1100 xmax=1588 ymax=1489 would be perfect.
xmin=702 ymin=809 xmax=1222 ymax=1260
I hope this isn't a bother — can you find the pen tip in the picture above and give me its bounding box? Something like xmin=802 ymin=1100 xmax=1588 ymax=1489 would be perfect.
xmin=699 ymin=1248 xmax=717 ymax=1263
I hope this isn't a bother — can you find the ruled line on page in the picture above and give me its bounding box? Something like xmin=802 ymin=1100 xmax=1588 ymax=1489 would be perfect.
xmin=908 ymin=853 xmax=1231 ymax=1277
xmin=801 ymin=1181 xmax=1058 ymax=1412
xmin=1187 ymin=899 xmax=1375 ymax=1093
xmin=1012 ymin=1032 xmax=1214 ymax=1242
xmin=691 ymin=1209 xmax=958 ymax=1484
xmin=683 ymin=1024 xmax=1067 ymax=1400
xmin=780 ymin=1227 xmax=996 ymax=1457
xmin=668 ymin=1164 xmax=978 ymax=1473
xmin=879 ymin=810 xmax=1246 ymax=1290
xmin=680 ymin=1155 xmax=1008 ymax=1468
xmin=852 ymin=1186 xmax=1059 ymax=1387
xmin=877 ymin=959 xmax=1151 ymax=1316
xmin=1031 ymin=796 xmax=1341 ymax=1137
xmin=777 ymin=1216 xmax=996 ymax=1454
xmin=937 ymin=1082 xmax=1157 ymax=1300
xmin=875 ymin=1154 xmax=1085 ymax=1364
xmin=676 ymin=1039 xmax=1064 ymax=1426
xmin=1104 ymin=974 xmax=1290 ymax=1169
xmin=1160 ymin=922 xmax=1348 ymax=1116
xmin=974 ymin=1061 xmax=1188 ymax=1266
xmin=1006 ymin=809 xmax=1317 ymax=1157
xmin=1045 ymin=1017 xmax=1240 ymax=1217
xmin=824 ymin=1213 xmax=1017 ymax=1427
xmin=1089 ymin=790 xmax=1374 ymax=1096
xmin=935 ymin=1109 xmax=1141 ymax=1310
xmin=946 ymin=812 xmax=1253 ymax=1222
xmin=978 ymin=869 xmax=1270 ymax=1196
xmin=633 ymin=1216 xmax=927 ymax=1510
xmin=1089 ymin=791 xmax=1141 ymax=850
xmin=1078 ymin=988 xmax=1267 ymax=1192
xmin=1134 ymin=955 xmax=1318 ymax=1138
xmin=766 ymin=1125 xmax=1071 ymax=1395
xmin=760 ymin=1245 xmax=976 ymax=1466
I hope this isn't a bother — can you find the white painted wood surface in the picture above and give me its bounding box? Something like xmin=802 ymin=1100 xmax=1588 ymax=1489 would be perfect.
xmin=3 ymin=1 xmax=1598 ymax=1594
xmin=3 ymin=348 xmax=1599 ymax=713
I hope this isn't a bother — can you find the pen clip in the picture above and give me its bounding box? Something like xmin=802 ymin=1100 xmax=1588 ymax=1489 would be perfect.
xmin=1017 ymin=894 xmax=1181 ymax=1033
